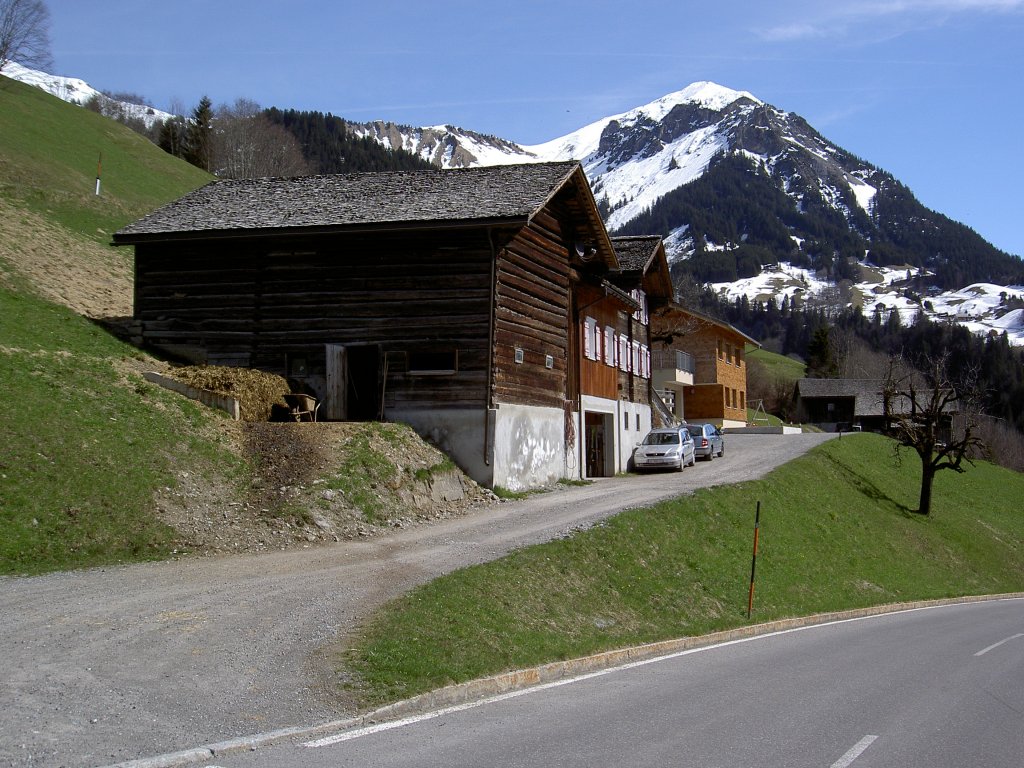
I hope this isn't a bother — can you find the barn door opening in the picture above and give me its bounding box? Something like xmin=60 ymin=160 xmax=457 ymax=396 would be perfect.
xmin=325 ymin=344 xmax=381 ymax=421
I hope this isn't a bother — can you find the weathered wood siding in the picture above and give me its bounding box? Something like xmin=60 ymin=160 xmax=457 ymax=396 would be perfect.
xmin=576 ymin=283 xmax=619 ymax=401
xmin=134 ymin=229 xmax=499 ymax=409
xmin=492 ymin=207 xmax=571 ymax=409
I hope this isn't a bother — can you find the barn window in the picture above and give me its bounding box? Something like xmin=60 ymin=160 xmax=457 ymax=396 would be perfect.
xmin=514 ymin=347 xmax=525 ymax=364
xmin=409 ymin=350 xmax=458 ymax=375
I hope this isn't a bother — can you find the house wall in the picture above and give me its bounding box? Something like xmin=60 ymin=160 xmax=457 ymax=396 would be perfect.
xmin=579 ymin=394 xmax=651 ymax=477
xmin=492 ymin=208 xmax=572 ymax=410
xmin=667 ymin=325 xmax=748 ymax=425
xmin=490 ymin=403 xmax=568 ymax=490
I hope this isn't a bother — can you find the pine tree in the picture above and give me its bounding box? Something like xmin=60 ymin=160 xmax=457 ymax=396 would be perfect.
xmin=806 ymin=326 xmax=838 ymax=377
xmin=185 ymin=96 xmax=214 ymax=172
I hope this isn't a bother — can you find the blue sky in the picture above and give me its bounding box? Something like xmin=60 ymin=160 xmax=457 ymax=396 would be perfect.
xmin=46 ymin=0 xmax=1024 ymax=259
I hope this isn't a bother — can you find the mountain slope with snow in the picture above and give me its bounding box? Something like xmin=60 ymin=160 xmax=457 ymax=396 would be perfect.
xmin=2 ymin=62 xmax=172 ymax=128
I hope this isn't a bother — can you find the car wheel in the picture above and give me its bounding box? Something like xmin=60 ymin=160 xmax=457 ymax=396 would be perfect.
xmin=718 ymin=446 xmax=724 ymax=457
xmin=677 ymin=457 xmax=685 ymax=472
xmin=706 ymin=451 xmax=713 ymax=461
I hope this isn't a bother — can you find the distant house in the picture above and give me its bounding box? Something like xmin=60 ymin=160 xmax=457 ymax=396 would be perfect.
xmin=114 ymin=162 xmax=670 ymax=490
xmin=649 ymin=304 xmax=760 ymax=428
xmin=793 ymin=379 xmax=885 ymax=432
xmin=793 ymin=378 xmax=957 ymax=434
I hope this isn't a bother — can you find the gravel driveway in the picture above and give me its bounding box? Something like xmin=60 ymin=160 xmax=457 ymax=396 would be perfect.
xmin=0 ymin=433 xmax=835 ymax=767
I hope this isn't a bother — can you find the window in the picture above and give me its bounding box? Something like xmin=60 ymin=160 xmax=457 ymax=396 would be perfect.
xmin=636 ymin=413 xmax=640 ymax=430
xmin=583 ymin=317 xmax=597 ymax=360
xmin=514 ymin=347 xmax=524 ymax=364
xmin=740 ymin=391 xmax=746 ymax=410
xmin=631 ymin=289 xmax=649 ymax=325
xmin=718 ymin=340 xmax=724 ymax=360
xmin=409 ymin=350 xmax=458 ymax=375
xmin=604 ymin=326 xmax=616 ymax=367
xmin=624 ymin=411 xmax=630 ymax=430
xmin=545 ymin=354 xmax=554 ymax=369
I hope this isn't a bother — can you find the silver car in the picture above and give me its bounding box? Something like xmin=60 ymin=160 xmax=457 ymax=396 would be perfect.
xmin=680 ymin=422 xmax=724 ymax=461
xmin=633 ymin=427 xmax=696 ymax=472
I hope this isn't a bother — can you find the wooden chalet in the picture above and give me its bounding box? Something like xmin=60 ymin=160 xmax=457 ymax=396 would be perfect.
xmin=114 ymin=162 xmax=663 ymax=490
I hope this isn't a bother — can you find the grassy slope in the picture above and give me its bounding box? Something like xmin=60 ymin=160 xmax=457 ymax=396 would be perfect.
xmin=348 ymin=433 xmax=1024 ymax=705
xmin=0 ymin=75 xmax=209 ymax=243
xmin=746 ymin=345 xmax=807 ymax=425
xmin=746 ymin=344 xmax=805 ymax=382
xmin=0 ymin=77 xmax=233 ymax=575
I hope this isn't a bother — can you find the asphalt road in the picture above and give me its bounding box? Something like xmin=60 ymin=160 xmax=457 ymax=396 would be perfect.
xmin=0 ymin=433 xmax=836 ymax=767
xmin=210 ymin=599 xmax=1024 ymax=768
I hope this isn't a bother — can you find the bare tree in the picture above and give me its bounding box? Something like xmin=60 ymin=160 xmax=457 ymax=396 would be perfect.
xmin=211 ymin=98 xmax=310 ymax=179
xmin=0 ymin=0 xmax=51 ymax=73
xmin=883 ymin=352 xmax=986 ymax=516
xmin=649 ymin=305 xmax=712 ymax=347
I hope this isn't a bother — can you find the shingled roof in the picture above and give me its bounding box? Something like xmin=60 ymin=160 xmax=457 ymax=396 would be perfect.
xmin=610 ymin=236 xmax=662 ymax=272
xmin=610 ymin=235 xmax=674 ymax=299
xmin=114 ymin=161 xmax=586 ymax=243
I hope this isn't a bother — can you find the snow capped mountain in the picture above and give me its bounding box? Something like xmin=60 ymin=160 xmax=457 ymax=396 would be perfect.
xmin=350 ymin=120 xmax=534 ymax=168
xmin=355 ymin=80 xmax=1023 ymax=344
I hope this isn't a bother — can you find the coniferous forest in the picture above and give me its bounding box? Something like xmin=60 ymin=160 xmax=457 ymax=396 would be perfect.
xmin=263 ymin=108 xmax=434 ymax=174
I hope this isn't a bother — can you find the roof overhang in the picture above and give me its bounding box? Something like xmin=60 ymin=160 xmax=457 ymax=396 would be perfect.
xmin=111 ymin=215 xmax=530 ymax=247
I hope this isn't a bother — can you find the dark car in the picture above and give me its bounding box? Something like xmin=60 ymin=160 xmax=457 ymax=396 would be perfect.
xmin=680 ymin=422 xmax=724 ymax=461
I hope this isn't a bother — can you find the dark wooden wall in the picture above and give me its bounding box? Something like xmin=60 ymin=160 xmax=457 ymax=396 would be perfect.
xmin=134 ymin=228 xmax=500 ymax=409
xmin=492 ymin=204 xmax=572 ymax=410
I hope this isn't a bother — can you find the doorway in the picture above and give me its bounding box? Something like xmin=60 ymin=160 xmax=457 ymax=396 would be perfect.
xmin=584 ymin=411 xmax=607 ymax=478
xmin=325 ymin=344 xmax=381 ymax=421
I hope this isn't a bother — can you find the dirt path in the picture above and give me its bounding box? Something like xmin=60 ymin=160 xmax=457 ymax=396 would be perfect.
xmin=0 ymin=433 xmax=835 ymax=767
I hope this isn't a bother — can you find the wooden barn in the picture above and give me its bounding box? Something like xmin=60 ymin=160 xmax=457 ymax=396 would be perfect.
xmin=114 ymin=162 xmax=663 ymax=489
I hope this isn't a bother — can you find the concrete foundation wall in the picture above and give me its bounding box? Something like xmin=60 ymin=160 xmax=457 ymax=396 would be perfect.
xmin=390 ymin=403 xmax=573 ymax=492
xmin=388 ymin=407 xmax=495 ymax=489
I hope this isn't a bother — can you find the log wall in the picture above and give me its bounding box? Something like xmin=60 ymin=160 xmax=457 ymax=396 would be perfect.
xmin=134 ymin=229 xmax=499 ymax=410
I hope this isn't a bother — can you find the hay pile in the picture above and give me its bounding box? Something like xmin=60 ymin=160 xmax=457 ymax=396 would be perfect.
xmin=172 ymin=365 xmax=291 ymax=421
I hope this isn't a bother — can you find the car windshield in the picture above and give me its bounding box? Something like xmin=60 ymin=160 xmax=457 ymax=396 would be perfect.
xmin=643 ymin=432 xmax=680 ymax=446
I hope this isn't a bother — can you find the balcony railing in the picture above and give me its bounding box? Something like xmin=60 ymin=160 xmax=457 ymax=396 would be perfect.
xmin=652 ymin=349 xmax=696 ymax=375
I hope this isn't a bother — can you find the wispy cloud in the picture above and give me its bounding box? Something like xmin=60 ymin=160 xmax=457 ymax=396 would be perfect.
xmin=757 ymin=0 xmax=1024 ymax=42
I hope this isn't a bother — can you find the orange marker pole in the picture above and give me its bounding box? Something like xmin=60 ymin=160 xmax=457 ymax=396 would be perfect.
xmin=747 ymin=501 xmax=760 ymax=620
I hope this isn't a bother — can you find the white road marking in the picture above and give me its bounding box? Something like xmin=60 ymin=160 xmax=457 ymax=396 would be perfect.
xmin=974 ymin=632 xmax=1024 ymax=657
xmin=830 ymin=735 xmax=878 ymax=768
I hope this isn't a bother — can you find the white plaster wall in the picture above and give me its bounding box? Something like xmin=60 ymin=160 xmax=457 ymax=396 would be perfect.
xmin=490 ymin=403 xmax=567 ymax=492
xmin=579 ymin=395 xmax=650 ymax=476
